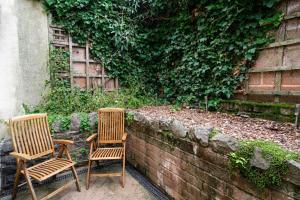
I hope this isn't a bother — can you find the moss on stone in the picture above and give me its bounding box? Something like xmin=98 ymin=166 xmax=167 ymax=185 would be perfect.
xmin=228 ymin=140 xmax=300 ymax=189
xmin=220 ymin=100 xmax=295 ymax=123
xmin=209 ymin=129 xmax=219 ymax=139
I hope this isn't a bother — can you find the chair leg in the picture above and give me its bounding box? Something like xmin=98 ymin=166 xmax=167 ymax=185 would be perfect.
xmin=23 ymin=164 xmax=37 ymax=200
xmin=12 ymin=160 xmax=21 ymax=200
xmin=86 ymin=160 xmax=92 ymax=190
xmin=71 ymin=166 xmax=81 ymax=192
xmin=122 ymin=155 xmax=126 ymax=188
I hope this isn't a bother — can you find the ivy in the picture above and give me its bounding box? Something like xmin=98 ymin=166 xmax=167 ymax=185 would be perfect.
xmin=44 ymin=0 xmax=282 ymax=105
xmin=31 ymin=45 xmax=157 ymax=115
xmin=228 ymin=140 xmax=300 ymax=189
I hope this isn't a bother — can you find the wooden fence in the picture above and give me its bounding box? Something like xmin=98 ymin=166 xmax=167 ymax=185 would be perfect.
xmin=49 ymin=25 xmax=119 ymax=91
xmin=237 ymin=0 xmax=300 ymax=103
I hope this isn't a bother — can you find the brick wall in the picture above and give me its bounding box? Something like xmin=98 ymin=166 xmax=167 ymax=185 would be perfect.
xmin=126 ymin=112 xmax=300 ymax=200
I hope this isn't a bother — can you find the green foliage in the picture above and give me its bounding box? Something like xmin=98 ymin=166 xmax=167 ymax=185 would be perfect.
xmin=78 ymin=113 xmax=92 ymax=133
xmin=228 ymin=140 xmax=300 ymax=189
xmin=170 ymin=104 xmax=181 ymax=112
xmin=209 ymin=129 xmax=219 ymax=139
xmin=48 ymin=47 xmax=70 ymax=87
xmin=220 ymin=100 xmax=295 ymax=122
xmin=32 ymin=45 xmax=157 ymax=115
xmin=79 ymin=147 xmax=88 ymax=155
xmin=125 ymin=112 xmax=135 ymax=126
xmin=44 ymin=0 xmax=282 ymax=106
xmin=48 ymin=114 xmax=71 ymax=132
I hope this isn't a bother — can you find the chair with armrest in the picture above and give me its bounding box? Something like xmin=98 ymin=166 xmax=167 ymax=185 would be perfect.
xmin=86 ymin=108 xmax=127 ymax=189
xmin=9 ymin=114 xmax=81 ymax=200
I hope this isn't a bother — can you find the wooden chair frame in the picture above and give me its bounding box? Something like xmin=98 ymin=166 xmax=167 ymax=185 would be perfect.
xmin=86 ymin=108 xmax=127 ymax=190
xmin=9 ymin=114 xmax=81 ymax=200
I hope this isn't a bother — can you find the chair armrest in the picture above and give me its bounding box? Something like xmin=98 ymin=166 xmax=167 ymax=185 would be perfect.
xmin=10 ymin=152 xmax=32 ymax=161
xmin=86 ymin=133 xmax=97 ymax=143
xmin=122 ymin=132 xmax=128 ymax=141
xmin=53 ymin=139 xmax=74 ymax=145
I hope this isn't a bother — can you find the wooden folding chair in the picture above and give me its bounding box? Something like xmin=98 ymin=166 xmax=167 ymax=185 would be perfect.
xmin=9 ymin=114 xmax=81 ymax=200
xmin=86 ymin=108 xmax=127 ymax=189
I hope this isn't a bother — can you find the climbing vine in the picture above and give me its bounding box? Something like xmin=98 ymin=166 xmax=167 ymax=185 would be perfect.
xmin=30 ymin=46 xmax=157 ymax=115
xmin=43 ymin=0 xmax=282 ymax=105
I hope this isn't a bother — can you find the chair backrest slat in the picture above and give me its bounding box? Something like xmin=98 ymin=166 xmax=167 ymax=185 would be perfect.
xmin=98 ymin=108 xmax=124 ymax=144
xmin=10 ymin=114 xmax=54 ymax=158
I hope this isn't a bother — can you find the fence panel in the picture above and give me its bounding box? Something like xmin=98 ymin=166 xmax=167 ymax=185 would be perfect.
xmin=49 ymin=25 xmax=119 ymax=91
xmin=241 ymin=0 xmax=300 ymax=103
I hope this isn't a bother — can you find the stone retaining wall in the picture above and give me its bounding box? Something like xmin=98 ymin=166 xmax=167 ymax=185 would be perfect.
xmin=126 ymin=111 xmax=300 ymax=200
xmin=1 ymin=111 xmax=299 ymax=199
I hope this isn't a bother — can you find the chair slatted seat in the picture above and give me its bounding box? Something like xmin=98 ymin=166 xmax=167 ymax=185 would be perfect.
xmin=86 ymin=108 xmax=128 ymax=189
xmin=22 ymin=158 xmax=75 ymax=181
xmin=90 ymin=147 xmax=123 ymax=160
xmin=10 ymin=114 xmax=81 ymax=200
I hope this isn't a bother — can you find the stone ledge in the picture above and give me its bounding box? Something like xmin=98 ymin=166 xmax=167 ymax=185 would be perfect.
xmin=127 ymin=111 xmax=300 ymax=189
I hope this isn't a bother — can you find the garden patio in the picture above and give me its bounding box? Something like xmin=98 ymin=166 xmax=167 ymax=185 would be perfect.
xmin=0 ymin=0 xmax=300 ymax=200
xmin=11 ymin=164 xmax=160 ymax=200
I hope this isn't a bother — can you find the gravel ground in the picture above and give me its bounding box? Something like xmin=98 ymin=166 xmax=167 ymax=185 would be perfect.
xmin=135 ymin=106 xmax=300 ymax=152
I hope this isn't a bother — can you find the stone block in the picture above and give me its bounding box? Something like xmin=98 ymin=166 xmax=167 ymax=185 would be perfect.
xmin=52 ymin=119 xmax=61 ymax=133
xmin=70 ymin=113 xmax=80 ymax=131
xmin=210 ymin=134 xmax=238 ymax=155
xmin=159 ymin=117 xmax=174 ymax=131
xmin=0 ymin=138 xmax=13 ymax=154
xmin=88 ymin=112 xmax=98 ymax=129
xmin=188 ymin=125 xmax=212 ymax=147
xmin=250 ymin=147 xmax=272 ymax=170
xmin=170 ymin=120 xmax=188 ymax=138
xmin=286 ymin=160 xmax=300 ymax=186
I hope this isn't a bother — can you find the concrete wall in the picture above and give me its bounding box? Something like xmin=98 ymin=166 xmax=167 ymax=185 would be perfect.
xmin=0 ymin=0 xmax=49 ymax=139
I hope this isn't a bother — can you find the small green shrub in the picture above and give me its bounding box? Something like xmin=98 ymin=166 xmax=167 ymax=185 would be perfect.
xmin=29 ymin=45 xmax=159 ymax=116
xmin=79 ymin=147 xmax=88 ymax=156
xmin=209 ymin=129 xmax=219 ymax=139
xmin=228 ymin=140 xmax=300 ymax=189
xmin=125 ymin=112 xmax=135 ymax=126
xmin=47 ymin=114 xmax=71 ymax=134
xmin=78 ymin=113 xmax=92 ymax=133
xmin=170 ymin=104 xmax=182 ymax=112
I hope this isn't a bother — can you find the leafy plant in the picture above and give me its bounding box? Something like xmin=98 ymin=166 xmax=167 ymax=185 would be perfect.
xmin=170 ymin=104 xmax=181 ymax=112
xmin=79 ymin=147 xmax=88 ymax=155
xmin=209 ymin=129 xmax=219 ymax=139
xmin=125 ymin=112 xmax=135 ymax=126
xmin=228 ymin=140 xmax=300 ymax=189
xmin=44 ymin=0 xmax=282 ymax=107
xmin=30 ymin=45 xmax=157 ymax=115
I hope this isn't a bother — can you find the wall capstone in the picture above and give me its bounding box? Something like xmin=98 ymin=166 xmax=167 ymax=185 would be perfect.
xmin=170 ymin=120 xmax=188 ymax=138
xmin=286 ymin=160 xmax=300 ymax=186
xmin=210 ymin=133 xmax=238 ymax=154
xmin=188 ymin=126 xmax=211 ymax=147
xmin=250 ymin=147 xmax=272 ymax=170
xmin=70 ymin=113 xmax=80 ymax=131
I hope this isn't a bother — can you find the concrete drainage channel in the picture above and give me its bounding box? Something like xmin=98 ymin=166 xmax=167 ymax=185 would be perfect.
xmin=0 ymin=161 xmax=169 ymax=200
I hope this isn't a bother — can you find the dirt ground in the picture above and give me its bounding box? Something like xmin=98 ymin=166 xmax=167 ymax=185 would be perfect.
xmin=136 ymin=106 xmax=300 ymax=152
